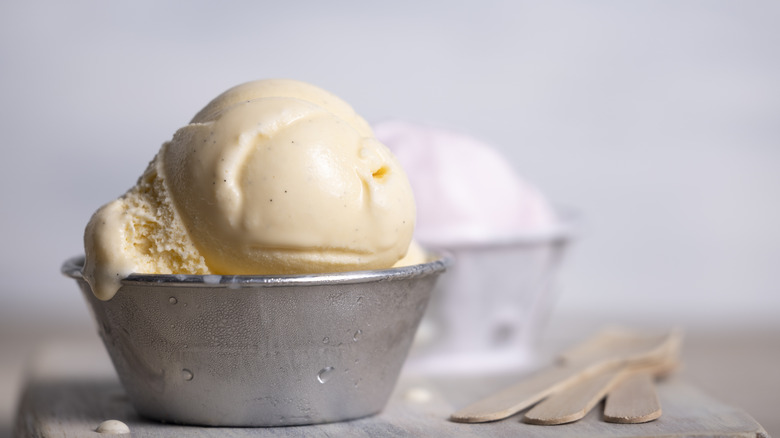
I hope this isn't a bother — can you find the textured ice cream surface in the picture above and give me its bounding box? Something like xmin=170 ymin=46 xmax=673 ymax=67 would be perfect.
xmin=373 ymin=120 xmax=557 ymax=247
xmin=84 ymin=79 xmax=420 ymax=300
xmin=83 ymin=157 xmax=209 ymax=299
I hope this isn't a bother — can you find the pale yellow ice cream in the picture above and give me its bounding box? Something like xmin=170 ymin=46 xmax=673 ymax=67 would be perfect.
xmin=84 ymin=79 xmax=422 ymax=300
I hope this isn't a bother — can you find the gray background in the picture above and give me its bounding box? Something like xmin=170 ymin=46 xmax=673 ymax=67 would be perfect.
xmin=1 ymin=1 xmax=778 ymax=328
xmin=2 ymin=2 xmax=780 ymax=436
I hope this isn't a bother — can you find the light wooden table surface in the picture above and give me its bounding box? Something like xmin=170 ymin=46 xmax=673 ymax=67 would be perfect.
xmin=5 ymin=320 xmax=776 ymax=438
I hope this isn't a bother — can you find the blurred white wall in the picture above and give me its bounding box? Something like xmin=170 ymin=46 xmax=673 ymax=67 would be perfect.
xmin=1 ymin=1 xmax=778 ymax=328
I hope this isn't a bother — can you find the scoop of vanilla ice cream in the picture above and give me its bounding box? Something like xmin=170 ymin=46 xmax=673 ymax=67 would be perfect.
xmin=84 ymin=80 xmax=418 ymax=300
xmin=373 ymin=120 xmax=556 ymax=246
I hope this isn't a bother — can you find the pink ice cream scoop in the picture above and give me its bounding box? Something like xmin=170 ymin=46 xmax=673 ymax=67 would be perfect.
xmin=372 ymin=120 xmax=557 ymax=247
xmin=373 ymin=120 xmax=573 ymax=375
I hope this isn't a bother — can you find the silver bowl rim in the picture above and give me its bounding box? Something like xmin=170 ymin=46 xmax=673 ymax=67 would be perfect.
xmin=62 ymin=253 xmax=451 ymax=289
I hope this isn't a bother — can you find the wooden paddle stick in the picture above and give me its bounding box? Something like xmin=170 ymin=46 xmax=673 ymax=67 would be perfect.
xmin=523 ymin=359 xmax=676 ymax=425
xmin=603 ymin=371 xmax=662 ymax=424
xmin=449 ymin=329 xmax=681 ymax=423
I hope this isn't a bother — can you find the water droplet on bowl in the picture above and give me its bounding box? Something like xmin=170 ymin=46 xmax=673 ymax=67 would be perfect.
xmin=322 ymin=337 xmax=330 ymax=344
xmin=182 ymin=369 xmax=194 ymax=381
xmin=317 ymin=366 xmax=335 ymax=384
xmin=353 ymin=329 xmax=362 ymax=342
xmin=169 ymin=297 xmax=177 ymax=305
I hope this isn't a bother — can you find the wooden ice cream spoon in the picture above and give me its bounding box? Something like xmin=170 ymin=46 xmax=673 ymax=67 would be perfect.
xmin=523 ymin=356 xmax=678 ymax=425
xmin=450 ymin=328 xmax=682 ymax=424
xmin=603 ymin=370 xmax=665 ymax=424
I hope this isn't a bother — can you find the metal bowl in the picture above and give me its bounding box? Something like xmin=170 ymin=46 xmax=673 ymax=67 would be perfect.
xmin=62 ymin=255 xmax=449 ymax=426
xmin=405 ymin=207 xmax=579 ymax=375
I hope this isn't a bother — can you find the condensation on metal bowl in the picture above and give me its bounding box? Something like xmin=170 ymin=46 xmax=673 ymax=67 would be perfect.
xmin=62 ymin=254 xmax=449 ymax=427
